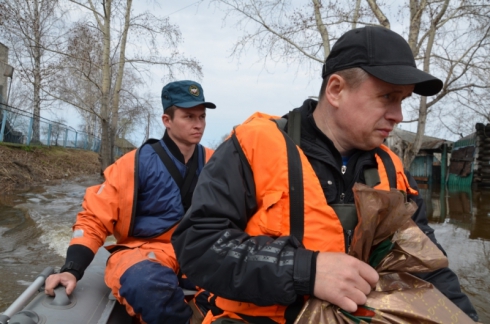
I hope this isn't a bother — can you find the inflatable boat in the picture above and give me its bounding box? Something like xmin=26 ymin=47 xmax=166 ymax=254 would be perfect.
xmin=1 ymin=248 xmax=133 ymax=324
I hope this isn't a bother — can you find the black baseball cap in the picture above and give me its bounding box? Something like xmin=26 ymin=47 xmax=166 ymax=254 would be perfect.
xmin=161 ymin=80 xmax=216 ymax=111
xmin=322 ymin=26 xmax=443 ymax=96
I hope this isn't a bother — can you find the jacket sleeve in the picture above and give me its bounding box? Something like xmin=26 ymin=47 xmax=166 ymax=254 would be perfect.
xmin=172 ymin=138 xmax=315 ymax=306
xmin=405 ymin=171 xmax=479 ymax=322
xmin=62 ymin=163 xmax=121 ymax=280
xmin=70 ymin=166 xmax=119 ymax=252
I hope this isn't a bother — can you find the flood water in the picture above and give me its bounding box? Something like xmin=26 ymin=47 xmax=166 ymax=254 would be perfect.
xmin=0 ymin=177 xmax=489 ymax=323
xmin=0 ymin=175 xmax=102 ymax=312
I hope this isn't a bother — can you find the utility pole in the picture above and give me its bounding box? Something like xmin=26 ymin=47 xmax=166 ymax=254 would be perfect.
xmin=3 ymin=65 xmax=14 ymax=106
xmin=1 ymin=65 xmax=14 ymax=143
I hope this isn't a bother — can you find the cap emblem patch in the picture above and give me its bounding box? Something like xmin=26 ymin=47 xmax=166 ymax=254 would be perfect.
xmin=189 ymin=85 xmax=200 ymax=97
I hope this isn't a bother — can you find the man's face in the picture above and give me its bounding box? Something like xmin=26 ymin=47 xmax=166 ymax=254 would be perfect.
xmin=333 ymin=75 xmax=413 ymax=152
xmin=163 ymin=105 xmax=206 ymax=146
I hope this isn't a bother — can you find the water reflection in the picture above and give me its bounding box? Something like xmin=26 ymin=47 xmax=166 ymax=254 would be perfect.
xmin=418 ymin=183 xmax=490 ymax=323
xmin=419 ymin=184 xmax=490 ymax=239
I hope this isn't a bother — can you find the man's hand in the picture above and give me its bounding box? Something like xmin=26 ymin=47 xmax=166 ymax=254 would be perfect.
xmin=313 ymin=252 xmax=379 ymax=313
xmin=44 ymin=272 xmax=77 ymax=296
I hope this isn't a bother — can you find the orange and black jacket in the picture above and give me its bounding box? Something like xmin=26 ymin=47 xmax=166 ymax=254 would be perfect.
xmin=172 ymin=99 xmax=479 ymax=323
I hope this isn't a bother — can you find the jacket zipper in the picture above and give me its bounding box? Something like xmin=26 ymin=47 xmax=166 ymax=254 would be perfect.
xmin=341 ymin=155 xmax=375 ymax=203
xmin=340 ymin=164 xmax=346 ymax=204
xmin=340 ymin=161 xmax=354 ymax=252
xmin=346 ymin=229 xmax=353 ymax=251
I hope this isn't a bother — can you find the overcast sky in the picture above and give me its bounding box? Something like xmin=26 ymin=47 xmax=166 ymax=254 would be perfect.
xmin=130 ymin=1 xmax=324 ymax=147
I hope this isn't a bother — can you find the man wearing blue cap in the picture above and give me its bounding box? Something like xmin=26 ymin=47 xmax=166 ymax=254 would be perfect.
xmin=45 ymin=80 xmax=216 ymax=324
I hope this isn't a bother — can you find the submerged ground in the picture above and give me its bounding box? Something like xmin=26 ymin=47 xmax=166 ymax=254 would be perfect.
xmin=0 ymin=143 xmax=100 ymax=192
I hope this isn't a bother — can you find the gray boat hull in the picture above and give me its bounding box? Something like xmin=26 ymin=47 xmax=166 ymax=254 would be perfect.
xmin=1 ymin=248 xmax=133 ymax=324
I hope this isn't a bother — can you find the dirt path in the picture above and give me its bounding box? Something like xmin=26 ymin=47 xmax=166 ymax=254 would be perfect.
xmin=0 ymin=144 xmax=100 ymax=192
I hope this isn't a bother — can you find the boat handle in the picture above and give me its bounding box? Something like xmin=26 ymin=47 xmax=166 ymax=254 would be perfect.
xmin=51 ymin=286 xmax=71 ymax=306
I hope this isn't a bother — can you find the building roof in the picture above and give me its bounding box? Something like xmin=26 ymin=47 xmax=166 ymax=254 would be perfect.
xmin=389 ymin=127 xmax=452 ymax=150
xmin=457 ymin=132 xmax=477 ymax=142
xmin=115 ymin=137 xmax=136 ymax=149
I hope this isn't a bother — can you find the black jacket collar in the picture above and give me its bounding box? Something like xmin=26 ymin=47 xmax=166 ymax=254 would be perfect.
xmin=163 ymin=131 xmax=197 ymax=165
xmin=292 ymin=99 xmax=343 ymax=167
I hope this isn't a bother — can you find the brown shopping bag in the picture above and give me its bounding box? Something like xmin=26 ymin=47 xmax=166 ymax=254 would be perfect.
xmin=295 ymin=183 xmax=474 ymax=324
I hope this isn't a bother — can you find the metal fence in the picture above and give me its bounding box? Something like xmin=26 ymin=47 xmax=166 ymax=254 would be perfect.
xmin=0 ymin=103 xmax=101 ymax=152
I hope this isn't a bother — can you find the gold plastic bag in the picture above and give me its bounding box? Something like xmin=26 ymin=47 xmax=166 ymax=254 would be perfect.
xmin=295 ymin=184 xmax=474 ymax=324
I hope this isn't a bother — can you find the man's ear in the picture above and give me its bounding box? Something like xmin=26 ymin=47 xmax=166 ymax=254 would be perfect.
xmin=162 ymin=114 xmax=171 ymax=128
xmin=325 ymin=74 xmax=345 ymax=109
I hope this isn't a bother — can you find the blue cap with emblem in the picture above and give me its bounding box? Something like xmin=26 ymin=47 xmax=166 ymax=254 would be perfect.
xmin=161 ymin=80 xmax=216 ymax=111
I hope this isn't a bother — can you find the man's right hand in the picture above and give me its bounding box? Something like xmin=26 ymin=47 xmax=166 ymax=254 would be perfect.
xmin=44 ymin=272 xmax=77 ymax=296
xmin=313 ymin=252 xmax=379 ymax=313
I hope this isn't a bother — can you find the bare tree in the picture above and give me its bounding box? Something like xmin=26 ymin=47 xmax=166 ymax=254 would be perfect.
xmin=212 ymin=0 xmax=490 ymax=167
xmin=139 ymin=95 xmax=162 ymax=145
xmin=56 ymin=0 xmax=203 ymax=171
xmin=0 ymin=3 xmax=6 ymax=27
xmin=396 ymin=0 xmax=490 ymax=166
xmin=208 ymin=133 xmax=232 ymax=150
xmin=42 ymin=115 xmax=66 ymax=146
xmin=47 ymin=20 xmax=170 ymax=163
xmin=4 ymin=79 xmax=32 ymax=113
xmin=48 ymin=23 xmax=103 ymax=140
xmin=112 ymin=72 xmax=155 ymax=143
xmin=0 ymin=0 xmax=64 ymax=143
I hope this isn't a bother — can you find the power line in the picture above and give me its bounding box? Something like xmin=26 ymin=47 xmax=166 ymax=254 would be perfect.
xmin=164 ymin=1 xmax=201 ymax=18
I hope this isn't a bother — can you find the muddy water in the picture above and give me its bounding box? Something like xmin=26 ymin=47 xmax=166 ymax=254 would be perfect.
xmin=419 ymin=184 xmax=490 ymax=323
xmin=0 ymin=175 xmax=102 ymax=311
xmin=0 ymin=178 xmax=489 ymax=322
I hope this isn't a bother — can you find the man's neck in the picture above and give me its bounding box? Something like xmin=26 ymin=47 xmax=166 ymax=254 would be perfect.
xmin=312 ymin=102 xmax=351 ymax=156
xmin=178 ymin=144 xmax=196 ymax=164
xmin=163 ymin=131 xmax=196 ymax=164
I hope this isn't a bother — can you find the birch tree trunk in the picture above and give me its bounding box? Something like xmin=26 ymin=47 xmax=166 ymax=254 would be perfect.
xmin=312 ymin=0 xmax=330 ymax=59
xmin=110 ymin=0 xmax=132 ymax=164
xmin=403 ymin=0 xmax=448 ymax=168
xmin=32 ymin=0 xmax=41 ymax=143
xmin=366 ymin=0 xmax=390 ymax=28
xmin=94 ymin=0 xmax=113 ymax=171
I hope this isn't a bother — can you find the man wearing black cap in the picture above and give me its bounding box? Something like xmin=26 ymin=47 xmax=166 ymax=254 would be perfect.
xmin=172 ymin=27 xmax=479 ymax=323
xmin=45 ymin=80 xmax=216 ymax=324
